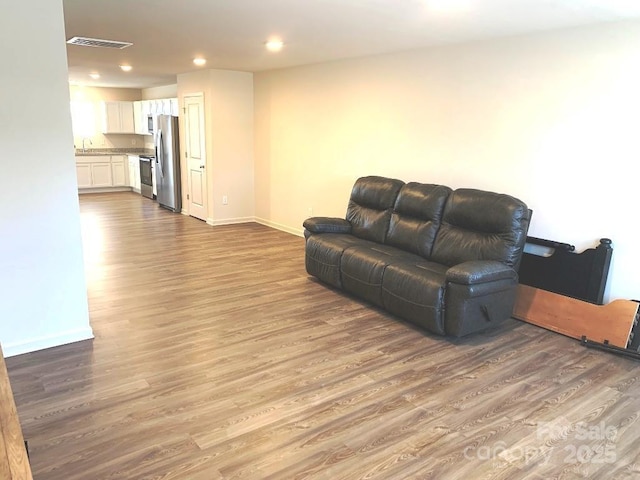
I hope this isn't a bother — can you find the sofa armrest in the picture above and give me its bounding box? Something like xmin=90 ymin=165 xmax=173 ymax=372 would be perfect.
xmin=303 ymin=217 xmax=352 ymax=235
xmin=446 ymin=260 xmax=517 ymax=285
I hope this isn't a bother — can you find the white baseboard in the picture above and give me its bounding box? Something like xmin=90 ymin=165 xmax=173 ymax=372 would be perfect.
xmin=206 ymin=216 xmax=255 ymax=227
xmin=254 ymin=217 xmax=304 ymax=237
xmin=2 ymin=327 xmax=95 ymax=358
xmin=78 ymin=187 xmax=132 ymax=194
xmin=181 ymin=213 xmax=303 ymax=237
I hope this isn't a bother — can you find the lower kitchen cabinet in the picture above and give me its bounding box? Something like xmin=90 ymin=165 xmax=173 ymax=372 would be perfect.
xmin=76 ymin=163 xmax=92 ymax=188
xmin=91 ymin=163 xmax=113 ymax=187
xmin=127 ymin=155 xmax=141 ymax=193
xmin=75 ymin=155 xmax=131 ymax=190
xmin=111 ymin=156 xmax=127 ymax=186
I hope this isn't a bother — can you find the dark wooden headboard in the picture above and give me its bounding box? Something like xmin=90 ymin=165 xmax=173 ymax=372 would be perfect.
xmin=518 ymin=237 xmax=613 ymax=305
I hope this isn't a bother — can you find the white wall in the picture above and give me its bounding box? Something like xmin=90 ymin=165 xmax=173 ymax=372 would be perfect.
xmin=0 ymin=0 xmax=93 ymax=356
xmin=178 ymin=69 xmax=254 ymax=224
xmin=255 ymin=20 xmax=640 ymax=302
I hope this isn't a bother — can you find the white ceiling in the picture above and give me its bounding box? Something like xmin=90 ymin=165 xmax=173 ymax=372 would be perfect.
xmin=63 ymin=0 xmax=640 ymax=89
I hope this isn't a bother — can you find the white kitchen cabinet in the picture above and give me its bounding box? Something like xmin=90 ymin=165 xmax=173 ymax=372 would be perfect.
xmin=128 ymin=159 xmax=135 ymax=188
xmin=111 ymin=156 xmax=127 ymax=186
xmin=134 ymin=101 xmax=153 ymax=135
xmin=160 ymin=99 xmax=172 ymax=115
xmin=127 ymin=155 xmax=141 ymax=193
xmin=76 ymin=161 xmax=111 ymax=188
xmin=133 ymin=101 xmax=146 ymax=135
xmin=150 ymin=98 xmax=176 ymax=116
xmin=150 ymin=100 xmax=161 ymax=116
xmin=102 ymin=102 xmax=120 ymax=133
xmin=101 ymin=101 xmax=135 ymax=134
xmin=76 ymin=164 xmax=92 ymax=188
xmin=170 ymin=98 xmax=179 ymax=116
xmin=75 ymin=155 xmax=134 ymax=190
xmin=138 ymin=97 xmax=178 ymax=121
xmin=91 ymin=163 xmax=113 ymax=187
xmin=141 ymin=100 xmax=151 ymax=117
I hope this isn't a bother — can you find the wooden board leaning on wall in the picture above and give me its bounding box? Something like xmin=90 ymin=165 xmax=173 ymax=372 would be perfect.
xmin=0 ymin=344 xmax=33 ymax=480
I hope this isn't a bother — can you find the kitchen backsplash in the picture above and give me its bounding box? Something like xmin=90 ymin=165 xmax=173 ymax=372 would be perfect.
xmin=73 ymin=133 xmax=144 ymax=150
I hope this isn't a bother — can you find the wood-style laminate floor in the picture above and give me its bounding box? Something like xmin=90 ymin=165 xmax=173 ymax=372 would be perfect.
xmin=6 ymin=192 xmax=640 ymax=480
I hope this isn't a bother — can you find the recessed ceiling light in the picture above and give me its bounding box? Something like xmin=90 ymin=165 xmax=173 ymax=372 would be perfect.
xmin=119 ymin=65 xmax=132 ymax=72
xmin=265 ymin=39 xmax=284 ymax=52
xmin=193 ymin=58 xmax=206 ymax=66
xmin=89 ymin=72 xmax=100 ymax=79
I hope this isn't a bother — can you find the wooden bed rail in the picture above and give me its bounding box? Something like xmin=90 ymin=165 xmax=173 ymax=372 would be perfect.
xmin=513 ymin=285 xmax=639 ymax=349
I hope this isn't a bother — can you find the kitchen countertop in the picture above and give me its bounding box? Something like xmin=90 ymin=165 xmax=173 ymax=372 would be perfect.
xmin=75 ymin=148 xmax=155 ymax=157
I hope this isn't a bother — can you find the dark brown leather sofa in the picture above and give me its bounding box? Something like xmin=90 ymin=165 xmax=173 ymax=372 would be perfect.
xmin=303 ymin=176 xmax=531 ymax=337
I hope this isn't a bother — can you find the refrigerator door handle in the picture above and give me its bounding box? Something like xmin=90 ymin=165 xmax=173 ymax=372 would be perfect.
xmin=156 ymin=130 xmax=164 ymax=178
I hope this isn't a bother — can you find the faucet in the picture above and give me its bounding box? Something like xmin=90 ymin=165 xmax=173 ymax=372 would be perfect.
xmin=82 ymin=138 xmax=92 ymax=153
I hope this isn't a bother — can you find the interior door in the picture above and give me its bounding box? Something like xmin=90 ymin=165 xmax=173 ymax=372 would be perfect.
xmin=183 ymin=94 xmax=207 ymax=221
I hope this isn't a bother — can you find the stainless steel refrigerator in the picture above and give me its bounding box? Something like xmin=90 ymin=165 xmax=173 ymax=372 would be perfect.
xmin=155 ymin=115 xmax=181 ymax=212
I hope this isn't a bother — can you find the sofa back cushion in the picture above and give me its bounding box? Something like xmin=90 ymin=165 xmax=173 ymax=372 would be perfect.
xmin=430 ymin=188 xmax=530 ymax=269
xmin=385 ymin=183 xmax=452 ymax=258
xmin=346 ymin=176 xmax=404 ymax=243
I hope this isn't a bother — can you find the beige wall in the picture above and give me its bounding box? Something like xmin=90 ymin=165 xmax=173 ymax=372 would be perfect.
xmin=69 ymin=85 xmax=143 ymax=149
xmin=254 ymin=20 xmax=640 ymax=302
xmin=1 ymin=0 xmax=93 ymax=356
xmin=142 ymin=84 xmax=178 ymax=100
xmin=177 ymin=69 xmax=254 ymax=224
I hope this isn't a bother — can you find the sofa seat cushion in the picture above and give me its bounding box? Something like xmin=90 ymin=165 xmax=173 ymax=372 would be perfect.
xmin=381 ymin=260 xmax=449 ymax=335
xmin=305 ymin=234 xmax=371 ymax=288
xmin=340 ymin=244 xmax=418 ymax=306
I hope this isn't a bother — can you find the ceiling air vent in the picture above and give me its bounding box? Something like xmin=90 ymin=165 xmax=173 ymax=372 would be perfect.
xmin=66 ymin=36 xmax=133 ymax=49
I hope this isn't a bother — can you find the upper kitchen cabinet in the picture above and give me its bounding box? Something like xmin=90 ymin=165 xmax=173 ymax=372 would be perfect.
xmin=161 ymin=99 xmax=172 ymax=115
xmin=151 ymin=98 xmax=178 ymax=116
xmin=101 ymin=101 xmax=135 ymax=134
xmin=133 ymin=98 xmax=178 ymax=135
xmin=133 ymin=101 xmax=143 ymax=135
xmin=133 ymin=101 xmax=152 ymax=135
xmin=150 ymin=100 xmax=162 ymax=116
